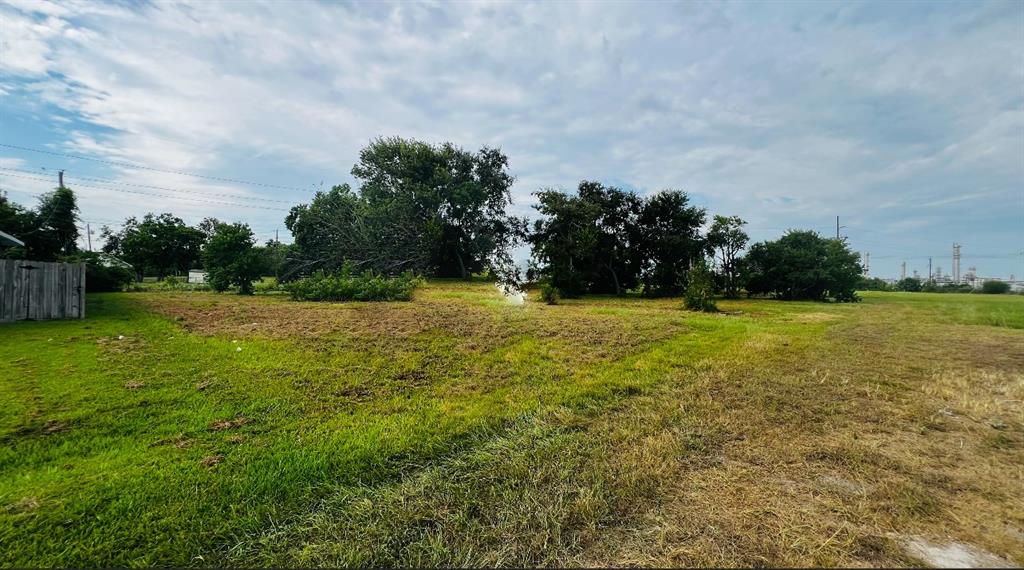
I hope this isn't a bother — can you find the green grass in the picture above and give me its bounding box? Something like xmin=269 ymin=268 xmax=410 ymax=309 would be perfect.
xmin=859 ymin=290 xmax=1024 ymax=329
xmin=1 ymin=286 xmax=1022 ymax=567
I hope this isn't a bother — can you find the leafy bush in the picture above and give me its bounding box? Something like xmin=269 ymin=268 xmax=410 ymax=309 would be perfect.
xmin=141 ymin=275 xmax=210 ymax=292
xmin=859 ymin=277 xmax=891 ymax=291
xmin=921 ymin=281 xmax=973 ymax=293
xmin=981 ymin=280 xmax=1010 ymax=294
xmin=253 ymin=277 xmax=281 ymax=294
xmin=538 ymin=282 xmax=561 ymax=305
xmin=896 ymin=277 xmax=923 ymax=292
xmin=155 ymin=275 xmax=185 ymax=290
xmin=202 ymin=223 xmax=262 ymax=294
xmin=683 ymin=260 xmax=718 ymax=312
xmin=744 ymin=230 xmax=861 ymax=302
xmin=60 ymin=252 xmax=135 ymax=292
xmin=285 ymin=265 xmax=419 ymax=302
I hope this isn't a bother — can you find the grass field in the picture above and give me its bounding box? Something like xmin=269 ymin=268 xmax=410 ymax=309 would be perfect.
xmin=1 ymin=283 xmax=1022 ymax=567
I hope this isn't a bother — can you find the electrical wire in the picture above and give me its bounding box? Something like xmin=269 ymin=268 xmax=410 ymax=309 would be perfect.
xmin=0 ymin=172 xmax=292 ymax=212
xmin=0 ymin=142 xmax=314 ymax=193
xmin=0 ymin=167 xmax=295 ymax=204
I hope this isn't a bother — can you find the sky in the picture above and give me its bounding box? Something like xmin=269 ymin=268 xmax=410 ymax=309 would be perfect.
xmin=1 ymin=0 xmax=1021 ymax=280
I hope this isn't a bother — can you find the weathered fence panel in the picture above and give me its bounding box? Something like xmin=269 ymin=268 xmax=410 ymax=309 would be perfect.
xmin=0 ymin=259 xmax=85 ymax=322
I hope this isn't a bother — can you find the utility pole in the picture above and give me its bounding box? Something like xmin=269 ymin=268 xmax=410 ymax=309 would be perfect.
xmin=928 ymin=257 xmax=933 ymax=281
xmin=952 ymin=243 xmax=961 ymax=284
xmin=86 ymin=223 xmax=92 ymax=252
xmin=275 ymin=228 xmax=279 ymax=243
xmin=901 ymin=261 xmax=906 ymax=280
xmin=836 ymin=216 xmax=840 ymax=240
xmin=58 ymin=169 xmax=64 ymax=189
xmin=863 ymin=251 xmax=870 ymax=276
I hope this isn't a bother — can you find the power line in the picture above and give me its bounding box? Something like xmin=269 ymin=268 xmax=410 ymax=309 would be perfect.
xmin=0 ymin=167 xmax=296 ymax=205
xmin=0 ymin=142 xmax=314 ymax=193
xmin=0 ymin=172 xmax=292 ymax=212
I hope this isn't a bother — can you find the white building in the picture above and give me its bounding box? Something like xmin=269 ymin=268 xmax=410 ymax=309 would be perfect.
xmin=188 ymin=270 xmax=207 ymax=284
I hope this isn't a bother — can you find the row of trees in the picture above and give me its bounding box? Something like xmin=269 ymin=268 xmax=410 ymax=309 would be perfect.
xmin=1 ymin=188 xmax=281 ymax=293
xmin=282 ymin=139 xmax=862 ymax=302
xmin=98 ymin=214 xmax=286 ymax=282
xmin=2 ymin=136 xmax=867 ymax=301
xmin=526 ymin=181 xmax=861 ymax=302
xmin=862 ymin=276 xmax=1013 ymax=295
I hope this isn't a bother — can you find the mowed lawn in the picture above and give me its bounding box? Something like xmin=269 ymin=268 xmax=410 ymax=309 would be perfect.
xmin=1 ymin=283 xmax=1022 ymax=567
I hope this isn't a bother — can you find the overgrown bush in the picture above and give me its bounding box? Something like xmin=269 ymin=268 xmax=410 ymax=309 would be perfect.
xmin=921 ymin=281 xmax=973 ymax=293
xmin=285 ymin=265 xmax=419 ymax=301
xmin=155 ymin=275 xmax=185 ymax=290
xmin=683 ymin=260 xmax=718 ymax=312
xmin=539 ymin=282 xmax=560 ymax=305
xmin=60 ymin=252 xmax=135 ymax=292
xmin=896 ymin=277 xmax=923 ymax=292
xmin=859 ymin=276 xmax=892 ymax=291
xmin=744 ymin=230 xmax=861 ymax=302
xmin=253 ymin=278 xmax=281 ymax=294
xmin=146 ymin=275 xmax=210 ymax=292
xmin=981 ymin=280 xmax=1010 ymax=294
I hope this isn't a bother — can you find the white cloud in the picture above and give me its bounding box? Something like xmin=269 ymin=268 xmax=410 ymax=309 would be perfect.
xmin=0 ymin=0 xmax=1020 ymax=276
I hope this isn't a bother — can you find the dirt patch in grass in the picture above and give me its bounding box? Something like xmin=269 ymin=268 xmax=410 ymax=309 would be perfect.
xmin=209 ymin=417 xmax=248 ymax=431
xmin=4 ymin=497 xmax=41 ymax=514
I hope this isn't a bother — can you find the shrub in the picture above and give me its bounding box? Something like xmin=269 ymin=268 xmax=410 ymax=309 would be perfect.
xmin=744 ymin=231 xmax=861 ymax=302
xmin=156 ymin=275 xmax=185 ymax=290
xmin=253 ymin=277 xmax=281 ymax=294
xmin=60 ymin=252 xmax=135 ymax=292
xmin=981 ymin=280 xmax=1010 ymax=294
xmin=683 ymin=259 xmax=718 ymax=312
xmin=539 ymin=282 xmax=560 ymax=305
xmin=896 ymin=277 xmax=923 ymax=292
xmin=285 ymin=265 xmax=419 ymax=302
xmin=859 ymin=277 xmax=891 ymax=291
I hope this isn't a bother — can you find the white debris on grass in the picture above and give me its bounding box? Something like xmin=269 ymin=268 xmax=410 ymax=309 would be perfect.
xmin=496 ymin=283 xmax=526 ymax=305
xmin=902 ymin=536 xmax=1016 ymax=568
xmin=235 ymin=346 xmax=242 ymax=352
xmin=117 ymin=335 xmax=124 ymax=340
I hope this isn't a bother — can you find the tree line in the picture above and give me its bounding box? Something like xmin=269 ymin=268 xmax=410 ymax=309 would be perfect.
xmin=1 ymin=136 xmax=868 ymax=302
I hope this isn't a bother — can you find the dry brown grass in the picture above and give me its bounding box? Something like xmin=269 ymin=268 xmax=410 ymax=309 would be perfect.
xmin=573 ymin=302 xmax=1023 ymax=567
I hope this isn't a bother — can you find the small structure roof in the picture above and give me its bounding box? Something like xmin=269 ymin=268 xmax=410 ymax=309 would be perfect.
xmin=0 ymin=229 xmax=25 ymax=247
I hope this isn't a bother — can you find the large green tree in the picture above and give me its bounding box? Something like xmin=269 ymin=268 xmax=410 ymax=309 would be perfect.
xmin=743 ymin=230 xmax=862 ymax=302
xmin=633 ymin=190 xmax=706 ymax=297
xmin=1 ymin=187 xmax=79 ymax=261
xmin=34 ymin=187 xmax=80 ymax=258
xmin=530 ymin=183 xmax=705 ymax=297
xmin=201 ymin=222 xmax=262 ymax=294
xmin=529 ymin=182 xmax=641 ymax=296
xmin=286 ymin=137 xmax=526 ymax=283
xmin=351 ymin=137 xmax=526 ymax=279
xmin=101 ymin=213 xmax=205 ymax=280
xmin=283 ymin=184 xmax=398 ymax=278
xmin=527 ymin=187 xmax=601 ymax=297
xmin=707 ymin=215 xmax=749 ymax=298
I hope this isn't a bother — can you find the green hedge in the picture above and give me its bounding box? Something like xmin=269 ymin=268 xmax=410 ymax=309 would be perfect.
xmin=285 ymin=266 xmax=420 ymax=302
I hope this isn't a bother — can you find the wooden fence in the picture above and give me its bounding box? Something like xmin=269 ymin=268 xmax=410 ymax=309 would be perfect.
xmin=0 ymin=259 xmax=86 ymax=322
